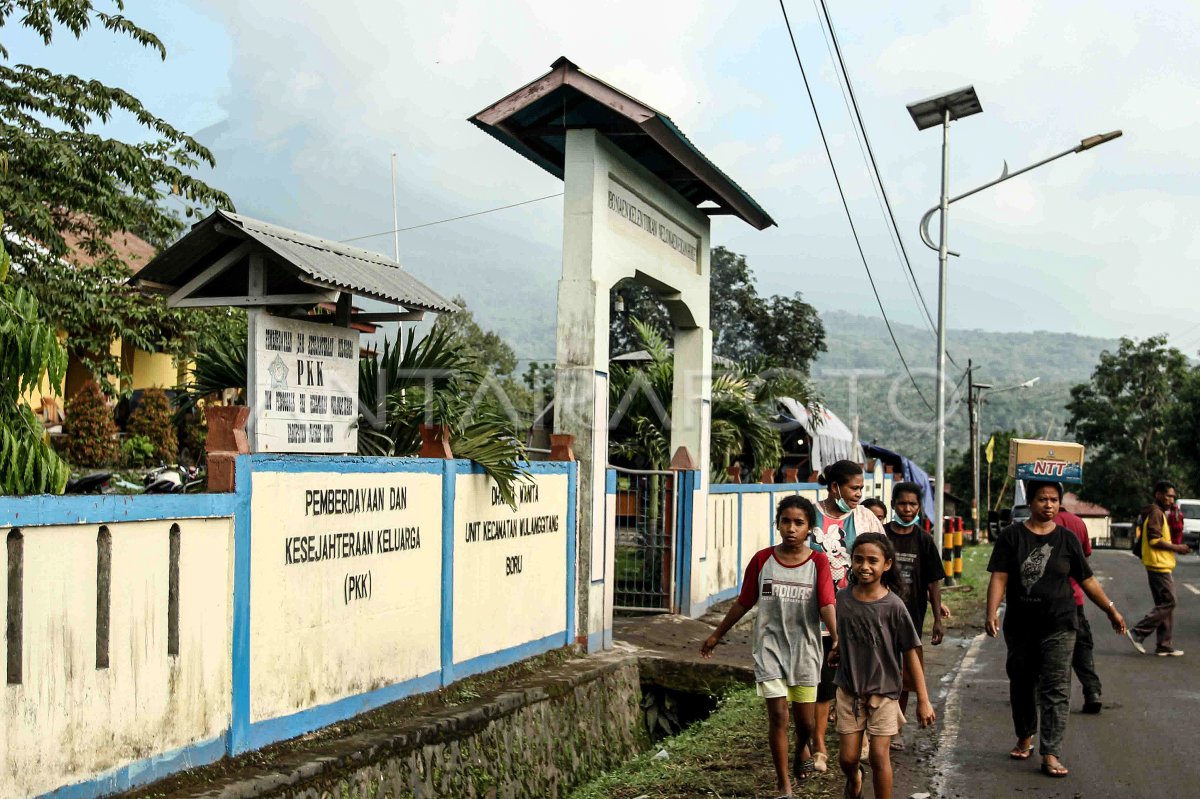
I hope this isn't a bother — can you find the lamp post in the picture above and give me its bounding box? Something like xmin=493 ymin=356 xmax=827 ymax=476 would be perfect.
xmin=968 ymin=376 xmax=1038 ymax=543
xmin=907 ymin=84 xmax=1120 ymax=540
xmin=907 ymin=86 xmax=983 ymax=552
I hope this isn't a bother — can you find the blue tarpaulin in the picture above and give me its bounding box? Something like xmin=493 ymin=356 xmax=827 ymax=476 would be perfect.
xmin=861 ymin=443 xmax=935 ymax=523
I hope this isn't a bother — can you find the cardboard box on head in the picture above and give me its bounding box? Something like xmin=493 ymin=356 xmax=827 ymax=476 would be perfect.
xmin=1009 ymin=439 xmax=1085 ymax=485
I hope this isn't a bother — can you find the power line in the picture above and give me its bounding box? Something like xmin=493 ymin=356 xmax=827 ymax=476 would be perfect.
xmin=813 ymin=0 xmax=960 ymax=369
xmin=777 ymin=0 xmax=934 ymax=414
xmin=339 ymin=192 xmax=564 ymax=244
xmin=805 ymin=0 xmax=929 ymax=330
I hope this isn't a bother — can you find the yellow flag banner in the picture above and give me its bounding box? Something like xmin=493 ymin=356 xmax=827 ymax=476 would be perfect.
xmin=984 ymin=435 xmax=995 ymax=464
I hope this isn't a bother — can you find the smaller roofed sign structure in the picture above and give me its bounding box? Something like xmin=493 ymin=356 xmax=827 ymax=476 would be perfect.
xmin=133 ymin=210 xmax=457 ymax=454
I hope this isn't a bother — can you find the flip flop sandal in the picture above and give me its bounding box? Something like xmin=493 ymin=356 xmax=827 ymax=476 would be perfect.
xmin=794 ymin=757 xmax=815 ymax=780
xmin=844 ymin=764 xmax=865 ymax=799
xmin=813 ymin=752 xmax=829 ymax=773
xmin=1009 ymin=742 xmax=1034 ymax=760
xmin=890 ymin=740 xmax=906 ymax=751
xmin=1041 ymin=761 xmax=1069 ymax=778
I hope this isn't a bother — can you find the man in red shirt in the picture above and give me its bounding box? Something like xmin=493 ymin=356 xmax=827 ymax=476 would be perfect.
xmin=1055 ymin=506 xmax=1102 ymax=713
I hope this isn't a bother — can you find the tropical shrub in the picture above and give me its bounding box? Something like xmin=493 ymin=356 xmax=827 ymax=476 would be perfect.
xmin=121 ymin=434 xmax=156 ymax=467
xmin=64 ymin=381 xmax=119 ymax=467
xmin=127 ymin=388 xmax=178 ymax=463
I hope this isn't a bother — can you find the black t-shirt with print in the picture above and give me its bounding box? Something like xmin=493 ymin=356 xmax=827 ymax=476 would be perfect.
xmin=886 ymin=525 xmax=945 ymax=637
xmin=987 ymin=523 xmax=1092 ymax=634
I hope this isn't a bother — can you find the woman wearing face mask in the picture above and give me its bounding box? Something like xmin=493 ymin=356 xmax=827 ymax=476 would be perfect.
xmin=805 ymin=459 xmax=884 ymax=774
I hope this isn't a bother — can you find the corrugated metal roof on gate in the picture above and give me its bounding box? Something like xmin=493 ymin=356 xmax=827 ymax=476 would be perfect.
xmin=134 ymin=209 xmax=457 ymax=314
xmin=469 ymin=57 xmax=776 ymax=231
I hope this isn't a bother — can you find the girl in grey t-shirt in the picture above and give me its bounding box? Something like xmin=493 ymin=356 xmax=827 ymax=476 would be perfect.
xmin=701 ymin=496 xmax=836 ymax=799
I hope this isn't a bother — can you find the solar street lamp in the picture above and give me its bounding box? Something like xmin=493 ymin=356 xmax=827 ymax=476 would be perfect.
xmin=908 ymin=83 xmax=1120 ymax=541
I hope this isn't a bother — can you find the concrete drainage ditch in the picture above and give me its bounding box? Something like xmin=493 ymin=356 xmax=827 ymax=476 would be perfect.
xmin=127 ymin=650 xmax=752 ymax=799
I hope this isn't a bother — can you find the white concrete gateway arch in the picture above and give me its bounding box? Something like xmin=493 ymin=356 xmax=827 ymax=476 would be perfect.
xmin=472 ymin=57 xmax=774 ymax=649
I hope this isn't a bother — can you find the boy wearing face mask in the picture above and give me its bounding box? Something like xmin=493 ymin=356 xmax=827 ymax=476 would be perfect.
xmin=884 ymin=482 xmax=948 ymax=735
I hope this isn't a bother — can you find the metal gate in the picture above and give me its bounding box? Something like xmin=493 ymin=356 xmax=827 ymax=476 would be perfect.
xmin=612 ymin=467 xmax=676 ymax=613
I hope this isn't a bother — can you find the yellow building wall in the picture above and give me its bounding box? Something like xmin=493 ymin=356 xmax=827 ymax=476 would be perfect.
xmin=130 ymin=349 xmax=180 ymax=391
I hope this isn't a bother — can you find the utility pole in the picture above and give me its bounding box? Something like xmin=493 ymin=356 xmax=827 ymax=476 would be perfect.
xmin=968 ymin=359 xmax=981 ymax=545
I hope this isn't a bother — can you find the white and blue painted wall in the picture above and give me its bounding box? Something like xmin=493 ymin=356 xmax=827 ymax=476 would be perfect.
xmin=0 ymin=455 xmax=577 ymax=799
xmin=603 ymin=462 xmax=894 ymax=620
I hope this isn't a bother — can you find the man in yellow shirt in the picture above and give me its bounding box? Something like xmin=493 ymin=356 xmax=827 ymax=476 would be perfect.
xmin=1129 ymin=481 xmax=1191 ymax=656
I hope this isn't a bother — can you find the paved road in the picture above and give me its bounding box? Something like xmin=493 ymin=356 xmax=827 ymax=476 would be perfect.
xmin=936 ymin=549 xmax=1200 ymax=798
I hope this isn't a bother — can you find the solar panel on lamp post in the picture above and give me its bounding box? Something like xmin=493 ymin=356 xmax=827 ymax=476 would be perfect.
xmin=907 ymin=86 xmax=983 ymax=563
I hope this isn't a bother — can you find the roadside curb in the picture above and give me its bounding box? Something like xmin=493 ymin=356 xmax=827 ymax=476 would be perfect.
xmin=930 ymin=631 xmax=989 ymax=798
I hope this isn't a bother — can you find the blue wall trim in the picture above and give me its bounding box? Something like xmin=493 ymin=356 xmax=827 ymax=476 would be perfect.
xmin=709 ymin=481 xmax=823 ymax=495
xmin=675 ymin=470 xmax=694 ymax=614
xmin=243 ymin=671 xmax=442 ymax=752
xmin=242 ymin=453 xmax=445 ymax=474
xmin=566 ymin=462 xmax=578 ymax=644
xmin=453 ymin=631 xmax=567 ymax=682
xmin=456 ymin=460 xmax=572 ymax=475
xmin=440 ymin=459 xmax=458 ymax=687
xmin=586 ymin=628 xmax=612 ymax=653
xmin=12 ymin=452 xmax=585 ymax=794
xmin=0 ymin=491 xmax=239 ymax=528
xmin=692 ymin=585 xmax=739 ymax=618
xmin=229 ymin=456 xmax=253 ymax=755
xmin=36 ymin=733 xmax=227 ymax=799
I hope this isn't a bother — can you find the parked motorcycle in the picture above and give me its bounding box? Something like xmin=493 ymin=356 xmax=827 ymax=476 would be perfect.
xmin=142 ymin=464 xmax=205 ymax=494
xmin=64 ymin=472 xmax=114 ymax=494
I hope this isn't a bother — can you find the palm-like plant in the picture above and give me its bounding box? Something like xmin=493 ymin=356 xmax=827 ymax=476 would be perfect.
xmin=361 ymin=327 xmax=529 ymax=505
xmin=608 ymin=319 xmax=821 ymax=480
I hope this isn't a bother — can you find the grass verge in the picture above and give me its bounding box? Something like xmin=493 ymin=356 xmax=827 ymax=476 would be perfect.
xmin=936 ymin=542 xmax=992 ymax=635
xmin=569 ymin=686 xmax=846 ymax=799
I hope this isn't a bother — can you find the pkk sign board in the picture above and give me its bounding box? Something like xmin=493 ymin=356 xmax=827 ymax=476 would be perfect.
xmin=250 ymin=313 xmax=360 ymax=453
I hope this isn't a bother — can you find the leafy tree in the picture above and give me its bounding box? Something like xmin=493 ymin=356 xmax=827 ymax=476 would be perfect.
xmin=1171 ymin=367 xmax=1200 ymax=490
xmin=17 ymin=249 xmax=246 ymax=390
xmin=1 ymin=1 xmax=238 ymax=389
xmin=608 ymin=319 xmax=795 ymax=479
xmin=0 ymin=213 xmax=70 ymax=493
xmin=63 ymin=380 xmax=118 ymax=467
xmin=1066 ymin=336 xmax=1192 ymax=518
xmin=609 ymin=246 xmax=826 ymax=375
xmin=0 ymin=1 xmax=231 ymax=266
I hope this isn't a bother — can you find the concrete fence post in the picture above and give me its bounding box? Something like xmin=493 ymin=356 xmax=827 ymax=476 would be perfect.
xmin=549 ymin=433 xmax=575 ymax=462
xmin=419 ymin=424 xmax=453 ymax=458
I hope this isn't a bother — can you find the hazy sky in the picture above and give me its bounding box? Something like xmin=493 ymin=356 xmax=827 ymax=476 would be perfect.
xmin=12 ymin=1 xmax=1200 ymax=355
